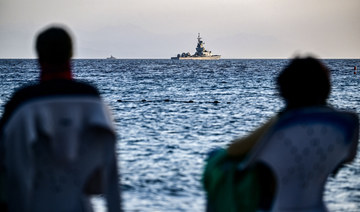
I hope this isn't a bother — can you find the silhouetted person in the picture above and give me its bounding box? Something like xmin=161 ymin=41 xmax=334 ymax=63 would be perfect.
xmin=0 ymin=26 xmax=122 ymax=212
xmin=228 ymin=57 xmax=337 ymax=156
xmin=226 ymin=57 xmax=359 ymax=211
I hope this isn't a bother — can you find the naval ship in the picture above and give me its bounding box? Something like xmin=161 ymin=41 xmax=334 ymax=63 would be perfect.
xmin=171 ymin=33 xmax=221 ymax=60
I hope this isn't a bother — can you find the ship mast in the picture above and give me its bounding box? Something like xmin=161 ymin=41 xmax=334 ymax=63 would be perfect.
xmin=196 ymin=33 xmax=206 ymax=56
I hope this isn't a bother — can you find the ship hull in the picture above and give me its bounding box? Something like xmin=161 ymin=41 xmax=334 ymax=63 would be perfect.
xmin=171 ymin=55 xmax=221 ymax=60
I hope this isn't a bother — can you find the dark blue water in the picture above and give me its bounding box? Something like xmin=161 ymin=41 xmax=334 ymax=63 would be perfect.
xmin=1 ymin=59 xmax=360 ymax=211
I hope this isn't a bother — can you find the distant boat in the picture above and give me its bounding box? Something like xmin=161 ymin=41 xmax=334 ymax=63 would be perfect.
xmin=106 ymin=55 xmax=116 ymax=60
xmin=171 ymin=33 xmax=220 ymax=60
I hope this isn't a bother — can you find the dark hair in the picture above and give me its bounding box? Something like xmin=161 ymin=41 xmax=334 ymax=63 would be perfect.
xmin=276 ymin=57 xmax=331 ymax=108
xmin=36 ymin=26 xmax=73 ymax=64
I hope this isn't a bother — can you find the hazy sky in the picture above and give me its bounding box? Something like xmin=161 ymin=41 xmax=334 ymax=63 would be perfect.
xmin=0 ymin=0 xmax=359 ymax=59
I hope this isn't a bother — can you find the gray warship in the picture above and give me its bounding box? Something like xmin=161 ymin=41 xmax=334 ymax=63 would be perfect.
xmin=171 ymin=33 xmax=221 ymax=60
xmin=106 ymin=55 xmax=116 ymax=60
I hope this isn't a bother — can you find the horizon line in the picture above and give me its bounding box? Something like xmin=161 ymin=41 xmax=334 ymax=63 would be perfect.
xmin=0 ymin=57 xmax=359 ymax=60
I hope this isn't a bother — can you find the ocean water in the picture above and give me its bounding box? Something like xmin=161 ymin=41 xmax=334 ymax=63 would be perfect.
xmin=0 ymin=59 xmax=360 ymax=211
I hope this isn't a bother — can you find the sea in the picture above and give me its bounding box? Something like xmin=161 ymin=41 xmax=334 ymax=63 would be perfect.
xmin=0 ymin=59 xmax=360 ymax=211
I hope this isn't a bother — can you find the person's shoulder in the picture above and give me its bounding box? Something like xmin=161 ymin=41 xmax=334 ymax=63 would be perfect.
xmin=9 ymin=80 xmax=100 ymax=101
xmin=0 ymin=80 xmax=102 ymax=129
xmin=35 ymin=79 xmax=100 ymax=97
xmin=0 ymin=82 xmax=39 ymax=129
xmin=60 ymin=79 xmax=100 ymax=96
xmin=6 ymin=82 xmax=40 ymax=107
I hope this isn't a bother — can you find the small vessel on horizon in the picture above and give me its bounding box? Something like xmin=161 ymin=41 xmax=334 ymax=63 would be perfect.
xmin=106 ymin=55 xmax=116 ymax=60
xmin=171 ymin=33 xmax=221 ymax=60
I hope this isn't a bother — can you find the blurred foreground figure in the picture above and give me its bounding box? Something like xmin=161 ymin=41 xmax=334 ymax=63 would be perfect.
xmin=207 ymin=57 xmax=359 ymax=212
xmin=0 ymin=26 xmax=121 ymax=212
xmin=227 ymin=57 xmax=359 ymax=211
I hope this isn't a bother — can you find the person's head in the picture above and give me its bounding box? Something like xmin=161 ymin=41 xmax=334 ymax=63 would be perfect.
xmin=35 ymin=26 xmax=73 ymax=65
xmin=276 ymin=56 xmax=331 ymax=109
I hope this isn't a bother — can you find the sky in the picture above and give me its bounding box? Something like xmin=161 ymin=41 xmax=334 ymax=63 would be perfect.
xmin=0 ymin=0 xmax=359 ymax=59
